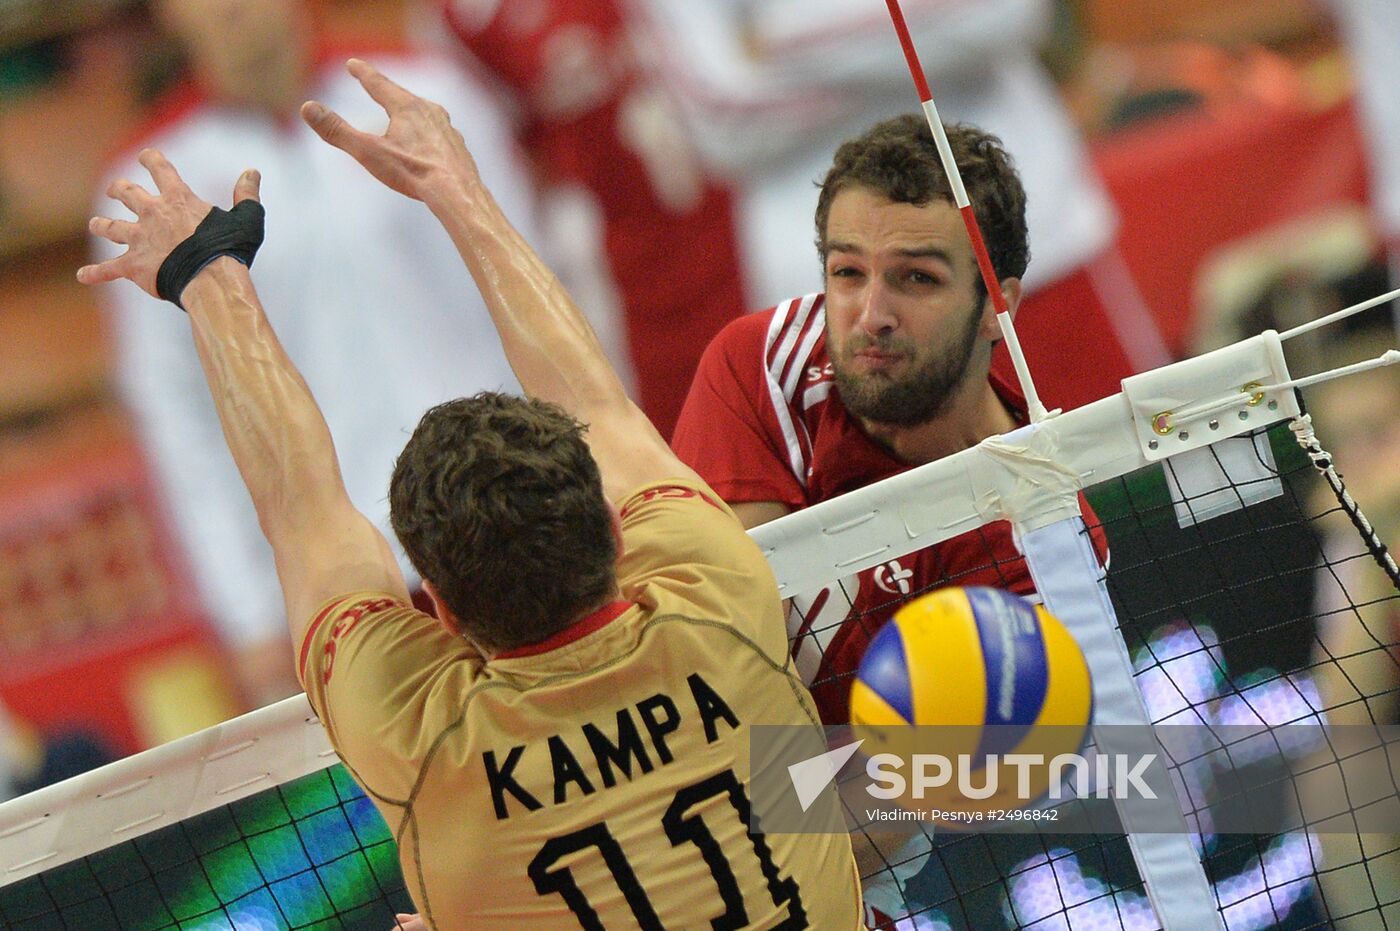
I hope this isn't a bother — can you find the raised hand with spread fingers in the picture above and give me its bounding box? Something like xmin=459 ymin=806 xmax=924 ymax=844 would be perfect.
xmin=80 ymin=149 xmax=262 ymax=304
xmin=300 ymin=58 xmax=479 ymax=205
xmin=303 ymin=58 xmax=701 ymax=502
xmin=77 ymin=147 xmax=408 ymax=650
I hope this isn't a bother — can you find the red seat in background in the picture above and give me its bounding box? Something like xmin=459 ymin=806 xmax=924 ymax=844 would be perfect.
xmin=0 ymin=422 xmax=243 ymax=760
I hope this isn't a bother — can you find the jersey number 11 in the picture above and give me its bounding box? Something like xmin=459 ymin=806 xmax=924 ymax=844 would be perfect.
xmin=527 ymin=768 xmax=808 ymax=929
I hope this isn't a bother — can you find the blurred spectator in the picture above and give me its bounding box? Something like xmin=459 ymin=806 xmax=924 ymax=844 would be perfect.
xmin=93 ymin=0 xmax=536 ymax=706
xmin=1330 ymin=0 xmax=1400 ymax=319
xmin=441 ymin=0 xmax=748 ymax=436
xmin=1306 ymin=318 xmax=1400 ymax=931
xmin=637 ymin=0 xmax=1172 ymax=411
xmin=443 ymin=0 xmax=1167 ymax=420
xmin=0 ymin=702 xmax=22 ymax=803
xmin=0 ymin=700 xmax=115 ymax=800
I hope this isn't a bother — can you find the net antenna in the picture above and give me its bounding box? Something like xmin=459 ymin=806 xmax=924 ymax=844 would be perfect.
xmin=1278 ymin=290 xmax=1400 ymax=593
xmin=1246 ymin=286 xmax=1400 ymax=590
xmin=883 ymin=0 xmax=1050 ymax=423
xmin=1278 ymin=285 xmax=1400 ymax=342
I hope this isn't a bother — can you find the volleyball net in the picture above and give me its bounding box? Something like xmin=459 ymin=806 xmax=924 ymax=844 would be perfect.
xmin=813 ymin=422 xmax=1386 ymax=931
xmin=771 ymin=306 xmax=1400 ymax=930
xmin=0 ymin=313 xmax=1398 ymax=929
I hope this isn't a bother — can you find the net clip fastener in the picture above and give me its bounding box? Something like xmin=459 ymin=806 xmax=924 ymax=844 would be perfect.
xmin=1121 ymin=333 xmax=1298 ymax=462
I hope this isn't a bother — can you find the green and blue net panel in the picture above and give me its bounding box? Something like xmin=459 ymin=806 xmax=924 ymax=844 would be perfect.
xmin=0 ymin=765 xmax=410 ymax=930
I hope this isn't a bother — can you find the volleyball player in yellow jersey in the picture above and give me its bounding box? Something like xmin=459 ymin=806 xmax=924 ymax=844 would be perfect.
xmin=79 ymin=58 xmax=861 ymax=931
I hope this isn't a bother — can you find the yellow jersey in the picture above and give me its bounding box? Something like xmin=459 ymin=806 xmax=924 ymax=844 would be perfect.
xmin=299 ymin=478 xmax=863 ymax=929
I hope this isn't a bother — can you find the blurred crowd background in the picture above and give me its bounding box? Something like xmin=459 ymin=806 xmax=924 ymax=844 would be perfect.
xmin=1 ymin=0 xmax=1398 ymax=803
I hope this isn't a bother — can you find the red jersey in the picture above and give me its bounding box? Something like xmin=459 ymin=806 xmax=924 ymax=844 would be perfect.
xmin=672 ymin=294 xmax=1107 ymax=722
xmin=443 ymin=0 xmax=746 ymax=437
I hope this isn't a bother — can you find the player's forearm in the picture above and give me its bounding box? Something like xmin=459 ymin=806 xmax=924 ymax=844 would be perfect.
xmin=422 ymin=170 xmax=632 ymax=421
xmin=180 ymin=258 xmax=348 ymax=538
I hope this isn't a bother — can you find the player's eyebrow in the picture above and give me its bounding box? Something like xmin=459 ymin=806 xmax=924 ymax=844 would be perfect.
xmin=826 ymin=241 xmax=956 ymax=265
xmin=893 ymin=246 xmax=955 ymax=263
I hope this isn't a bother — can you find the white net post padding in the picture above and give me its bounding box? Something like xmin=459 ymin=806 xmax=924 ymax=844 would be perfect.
xmin=1021 ymin=517 xmax=1222 ymax=928
xmin=985 ymin=417 xmax=1225 ymax=929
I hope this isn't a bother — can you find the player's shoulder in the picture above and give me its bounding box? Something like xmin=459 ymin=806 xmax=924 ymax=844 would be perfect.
xmin=617 ymin=478 xmax=733 ymax=523
xmin=299 ymin=590 xmax=425 ymax=690
xmin=691 ymin=307 xmax=774 ymax=390
xmin=683 ymin=294 xmax=829 ymax=432
xmin=705 ymin=293 xmax=826 ymax=363
xmin=614 ymin=479 xmax=768 ymax=576
xmin=707 ymin=304 xmax=775 ymax=351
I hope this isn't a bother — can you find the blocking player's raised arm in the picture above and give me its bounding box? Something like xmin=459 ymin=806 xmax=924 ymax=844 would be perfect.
xmin=77 ymin=151 xmax=409 ymax=644
xmin=302 ymin=59 xmax=697 ymax=502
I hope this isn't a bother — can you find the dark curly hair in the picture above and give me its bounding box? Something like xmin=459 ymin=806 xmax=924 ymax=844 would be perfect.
xmin=389 ymin=393 xmax=616 ymax=652
xmin=814 ymin=115 xmax=1030 ymax=296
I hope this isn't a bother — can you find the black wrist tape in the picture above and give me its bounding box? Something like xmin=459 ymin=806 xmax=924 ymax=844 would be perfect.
xmin=156 ymin=199 xmax=266 ymax=310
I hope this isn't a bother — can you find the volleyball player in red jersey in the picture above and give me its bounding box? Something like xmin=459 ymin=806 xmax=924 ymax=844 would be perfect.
xmin=443 ymin=0 xmax=748 ymax=436
xmin=672 ymin=116 xmax=1109 ymax=725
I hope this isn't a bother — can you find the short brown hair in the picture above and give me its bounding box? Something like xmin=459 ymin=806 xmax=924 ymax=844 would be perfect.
xmin=814 ymin=116 xmax=1030 ymax=289
xmin=389 ymin=393 xmax=617 ymax=651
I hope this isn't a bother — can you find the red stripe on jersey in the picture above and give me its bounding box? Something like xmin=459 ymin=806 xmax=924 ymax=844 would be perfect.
xmin=764 ymin=296 xmax=815 ymax=379
xmin=618 ymin=484 xmax=728 ymax=520
xmin=495 ymin=600 xmax=634 ymax=659
xmin=767 ymin=296 xmax=822 ymax=398
xmin=299 ymin=595 xmax=354 ymax=684
xmin=777 ymin=300 xmax=826 ymax=403
xmin=763 ymin=296 xmax=825 ymax=484
xmin=790 ymin=304 xmax=828 ymax=403
xmin=763 ymin=298 xmax=796 ymax=372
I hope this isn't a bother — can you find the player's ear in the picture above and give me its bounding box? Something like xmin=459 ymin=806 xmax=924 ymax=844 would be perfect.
xmin=607 ymin=502 xmax=624 ymax=559
xmin=422 ymin=580 xmax=465 ymax=637
xmin=1001 ymin=277 xmax=1023 ymax=317
xmin=980 ymin=277 xmax=1022 ymax=340
xmin=149 ymin=0 xmax=190 ymax=38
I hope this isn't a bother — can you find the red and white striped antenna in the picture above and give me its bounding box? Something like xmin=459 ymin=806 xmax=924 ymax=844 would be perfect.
xmin=884 ymin=0 xmax=1050 ymax=423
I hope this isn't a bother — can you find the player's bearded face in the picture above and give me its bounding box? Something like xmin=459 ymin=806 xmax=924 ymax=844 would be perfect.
xmin=830 ymin=293 xmax=983 ymax=426
xmin=156 ymin=0 xmax=313 ymax=110
xmin=821 ymin=188 xmax=990 ymax=427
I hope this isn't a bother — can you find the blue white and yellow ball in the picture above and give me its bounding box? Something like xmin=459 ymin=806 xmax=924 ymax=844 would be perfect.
xmin=850 ymin=586 xmax=1093 ymax=818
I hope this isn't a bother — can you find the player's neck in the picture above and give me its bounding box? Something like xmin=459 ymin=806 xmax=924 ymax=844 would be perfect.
xmin=205 ymin=50 xmax=313 ymax=122
xmin=547 ymin=589 xmax=628 ymax=643
xmin=858 ymin=378 xmax=1017 ymax=466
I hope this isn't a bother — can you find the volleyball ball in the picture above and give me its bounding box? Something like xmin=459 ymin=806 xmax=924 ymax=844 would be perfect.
xmin=850 ymin=586 xmax=1093 ymax=818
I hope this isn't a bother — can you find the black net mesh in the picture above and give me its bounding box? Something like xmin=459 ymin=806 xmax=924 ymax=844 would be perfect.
xmin=811 ymin=419 xmax=1400 ymax=930
xmin=0 ymin=766 xmax=413 ymax=930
